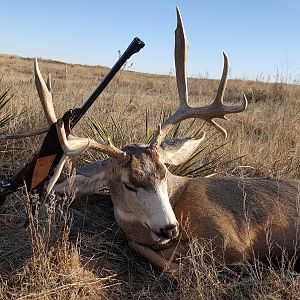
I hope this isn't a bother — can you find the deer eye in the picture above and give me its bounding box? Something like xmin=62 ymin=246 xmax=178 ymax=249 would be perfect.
xmin=123 ymin=182 xmax=137 ymax=193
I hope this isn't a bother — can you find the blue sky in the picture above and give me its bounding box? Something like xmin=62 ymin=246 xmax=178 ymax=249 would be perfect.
xmin=1 ymin=0 xmax=300 ymax=81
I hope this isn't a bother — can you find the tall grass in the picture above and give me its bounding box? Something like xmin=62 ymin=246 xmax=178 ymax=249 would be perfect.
xmin=1 ymin=54 xmax=300 ymax=299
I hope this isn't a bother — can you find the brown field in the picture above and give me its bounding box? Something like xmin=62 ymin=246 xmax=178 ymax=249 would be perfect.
xmin=1 ymin=54 xmax=300 ymax=299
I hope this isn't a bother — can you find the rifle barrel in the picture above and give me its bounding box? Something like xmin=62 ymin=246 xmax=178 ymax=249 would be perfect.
xmin=72 ymin=37 xmax=145 ymax=127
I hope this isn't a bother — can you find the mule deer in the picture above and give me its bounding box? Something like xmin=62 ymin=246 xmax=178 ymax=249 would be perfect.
xmin=53 ymin=8 xmax=300 ymax=272
xmin=2 ymin=7 xmax=300 ymax=273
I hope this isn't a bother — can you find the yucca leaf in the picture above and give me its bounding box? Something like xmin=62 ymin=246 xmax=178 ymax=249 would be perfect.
xmin=0 ymin=86 xmax=14 ymax=129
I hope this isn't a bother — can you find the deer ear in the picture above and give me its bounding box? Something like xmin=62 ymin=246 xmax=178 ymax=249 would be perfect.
xmin=158 ymin=133 xmax=205 ymax=165
xmin=54 ymin=158 xmax=115 ymax=196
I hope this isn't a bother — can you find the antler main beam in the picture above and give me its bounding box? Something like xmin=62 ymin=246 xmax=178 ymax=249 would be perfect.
xmin=34 ymin=59 xmax=57 ymax=126
xmin=55 ymin=119 xmax=127 ymax=161
xmin=175 ymin=6 xmax=189 ymax=109
xmin=152 ymin=7 xmax=248 ymax=146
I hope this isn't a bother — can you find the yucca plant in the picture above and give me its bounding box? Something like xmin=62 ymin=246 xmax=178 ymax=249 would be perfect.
xmin=83 ymin=108 xmax=242 ymax=178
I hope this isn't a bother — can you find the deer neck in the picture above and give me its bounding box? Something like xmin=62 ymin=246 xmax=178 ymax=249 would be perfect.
xmin=166 ymin=171 xmax=189 ymax=207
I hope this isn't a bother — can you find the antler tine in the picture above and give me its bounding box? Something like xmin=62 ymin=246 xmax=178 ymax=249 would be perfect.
xmin=175 ymin=6 xmax=189 ymax=109
xmin=34 ymin=58 xmax=57 ymax=125
xmin=0 ymin=127 xmax=48 ymax=140
xmin=89 ymin=138 xmax=128 ymax=162
xmin=214 ymin=52 xmax=228 ymax=104
xmin=46 ymin=155 xmax=67 ymax=196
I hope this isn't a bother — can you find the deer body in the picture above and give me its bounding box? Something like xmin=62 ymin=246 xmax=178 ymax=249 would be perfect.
xmin=167 ymin=175 xmax=299 ymax=264
xmin=54 ymin=145 xmax=300 ymax=269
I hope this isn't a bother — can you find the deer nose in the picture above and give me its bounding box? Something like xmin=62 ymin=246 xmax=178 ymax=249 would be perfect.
xmin=160 ymin=224 xmax=179 ymax=239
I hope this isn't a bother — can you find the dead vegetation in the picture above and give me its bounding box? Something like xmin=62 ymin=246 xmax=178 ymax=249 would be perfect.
xmin=1 ymin=54 xmax=300 ymax=299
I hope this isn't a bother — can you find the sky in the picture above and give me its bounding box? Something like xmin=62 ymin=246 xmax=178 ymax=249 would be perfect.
xmin=1 ymin=0 xmax=300 ymax=82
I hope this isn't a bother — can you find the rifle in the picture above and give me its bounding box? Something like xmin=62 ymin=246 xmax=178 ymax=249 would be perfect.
xmin=0 ymin=37 xmax=145 ymax=202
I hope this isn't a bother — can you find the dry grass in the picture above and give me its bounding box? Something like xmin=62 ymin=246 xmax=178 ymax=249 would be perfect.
xmin=0 ymin=194 xmax=108 ymax=300
xmin=1 ymin=54 xmax=300 ymax=299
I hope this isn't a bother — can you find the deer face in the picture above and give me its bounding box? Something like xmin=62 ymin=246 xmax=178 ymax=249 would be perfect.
xmin=106 ymin=137 xmax=207 ymax=245
xmin=111 ymin=145 xmax=179 ymax=245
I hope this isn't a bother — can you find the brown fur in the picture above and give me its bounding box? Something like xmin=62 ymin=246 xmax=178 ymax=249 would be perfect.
xmin=162 ymin=175 xmax=300 ymax=265
xmin=125 ymin=145 xmax=166 ymax=190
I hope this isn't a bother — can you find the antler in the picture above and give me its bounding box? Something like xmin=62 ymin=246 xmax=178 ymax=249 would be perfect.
xmin=55 ymin=119 xmax=127 ymax=160
xmin=152 ymin=7 xmax=247 ymax=146
xmin=45 ymin=119 xmax=128 ymax=195
xmin=0 ymin=127 xmax=48 ymax=139
xmin=0 ymin=59 xmax=56 ymax=140
xmin=1 ymin=59 xmax=128 ymax=195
